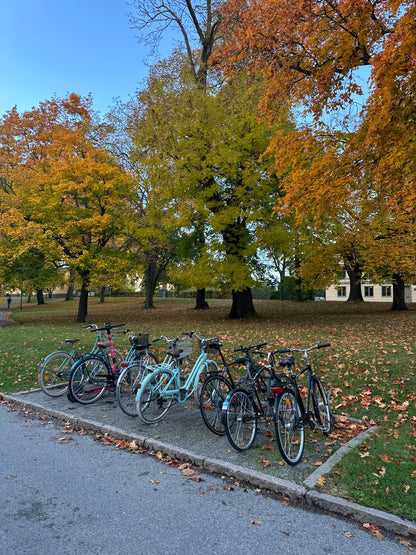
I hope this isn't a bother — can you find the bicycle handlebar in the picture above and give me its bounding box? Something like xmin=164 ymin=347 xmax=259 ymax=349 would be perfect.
xmin=91 ymin=323 xmax=126 ymax=332
xmin=277 ymin=343 xmax=331 ymax=354
xmin=234 ymin=342 xmax=267 ymax=353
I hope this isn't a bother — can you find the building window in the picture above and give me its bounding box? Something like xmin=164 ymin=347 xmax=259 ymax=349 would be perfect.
xmin=364 ymin=286 xmax=374 ymax=297
xmin=337 ymin=286 xmax=347 ymax=297
xmin=382 ymin=285 xmax=392 ymax=297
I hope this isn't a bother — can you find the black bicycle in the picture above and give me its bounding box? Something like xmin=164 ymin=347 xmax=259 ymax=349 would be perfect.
xmin=198 ymin=340 xmax=243 ymax=435
xmin=221 ymin=343 xmax=286 ymax=451
xmin=273 ymin=343 xmax=332 ymax=466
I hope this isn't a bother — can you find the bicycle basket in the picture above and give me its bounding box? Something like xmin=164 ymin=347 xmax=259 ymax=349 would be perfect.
xmin=177 ymin=336 xmax=192 ymax=358
xmin=98 ymin=329 xmax=108 ymax=342
xmin=131 ymin=333 xmax=149 ymax=349
xmin=199 ymin=338 xmax=219 ymax=355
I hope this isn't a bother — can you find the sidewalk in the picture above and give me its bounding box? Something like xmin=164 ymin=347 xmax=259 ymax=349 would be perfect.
xmin=2 ymin=386 xmax=415 ymax=540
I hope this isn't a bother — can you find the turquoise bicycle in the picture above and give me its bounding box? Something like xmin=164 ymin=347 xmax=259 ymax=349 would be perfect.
xmin=38 ymin=324 xmax=123 ymax=397
xmin=136 ymin=332 xmax=219 ymax=424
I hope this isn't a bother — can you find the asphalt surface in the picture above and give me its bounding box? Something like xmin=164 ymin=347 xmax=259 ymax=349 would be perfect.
xmin=3 ymin=386 xmax=415 ymax=542
xmin=1 ymin=402 xmax=410 ymax=554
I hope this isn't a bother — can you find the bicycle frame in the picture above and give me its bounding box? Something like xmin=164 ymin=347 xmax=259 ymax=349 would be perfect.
xmin=277 ymin=343 xmax=331 ymax=427
xmin=149 ymin=349 xmax=210 ymax=404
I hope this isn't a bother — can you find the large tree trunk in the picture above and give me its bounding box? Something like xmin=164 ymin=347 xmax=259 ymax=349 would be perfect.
xmin=345 ymin=262 xmax=364 ymax=302
xmin=195 ymin=288 xmax=209 ymax=310
xmin=36 ymin=289 xmax=45 ymax=305
xmin=144 ymin=263 xmax=157 ymax=309
xmin=77 ymin=283 xmax=89 ymax=323
xmin=228 ymin=288 xmax=257 ymax=319
xmin=391 ymin=273 xmax=408 ymax=311
xmin=65 ymin=283 xmax=74 ymax=301
xmin=99 ymin=286 xmax=106 ymax=304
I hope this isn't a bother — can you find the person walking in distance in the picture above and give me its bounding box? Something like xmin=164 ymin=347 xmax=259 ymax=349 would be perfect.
xmin=7 ymin=295 xmax=11 ymax=309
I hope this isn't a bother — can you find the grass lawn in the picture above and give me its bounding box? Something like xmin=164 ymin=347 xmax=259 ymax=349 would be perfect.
xmin=1 ymin=296 xmax=415 ymax=522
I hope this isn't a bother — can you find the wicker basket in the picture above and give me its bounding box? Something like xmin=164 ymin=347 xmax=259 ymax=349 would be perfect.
xmin=199 ymin=337 xmax=220 ymax=354
xmin=131 ymin=333 xmax=149 ymax=349
xmin=176 ymin=336 xmax=193 ymax=358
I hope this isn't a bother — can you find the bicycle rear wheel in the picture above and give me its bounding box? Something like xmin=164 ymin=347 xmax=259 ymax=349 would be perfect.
xmin=68 ymin=355 xmax=110 ymax=404
xmin=199 ymin=374 xmax=232 ymax=435
xmin=274 ymin=388 xmax=305 ymax=466
xmin=38 ymin=351 xmax=74 ymax=396
xmin=222 ymin=388 xmax=257 ymax=451
xmin=136 ymin=368 xmax=175 ymax=424
xmin=116 ymin=352 xmax=158 ymax=417
xmin=311 ymin=376 xmax=331 ymax=434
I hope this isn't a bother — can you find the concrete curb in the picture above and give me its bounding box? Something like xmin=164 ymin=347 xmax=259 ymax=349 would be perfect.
xmin=2 ymin=392 xmax=416 ymax=540
xmin=304 ymin=425 xmax=379 ymax=488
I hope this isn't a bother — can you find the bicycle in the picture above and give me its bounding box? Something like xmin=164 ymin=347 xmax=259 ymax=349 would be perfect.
xmin=273 ymin=343 xmax=332 ymax=466
xmin=135 ymin=332 xmax=219 ymax=424
xmin=67 ymin=322 xmax=129 ymax=404
xmin=38 ymin=324 xmax=123 ymax=397
xmin=116 ymin=332 xmax=159 ymax=417
xmin=221 ymin=343 xmax=287 ymax=451
xmin=198 ymin=341 xmax=260 ymax=435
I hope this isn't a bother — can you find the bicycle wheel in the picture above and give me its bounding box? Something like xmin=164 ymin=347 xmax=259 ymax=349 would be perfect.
xmin=116 ymin=352 xmax=158 ymax=417
xmin=68 ymin=355 xmax=110 ymax=404
xmin=311 ymin=376 xmax=331 ymax=434
xmin=274 ymin=388 xmax=305 ymax=466
xmin=38 ymin=351 xmax=75 ymax=396
xmin=136 ymin=367 xmax=175 ymax=424
xmin=222 ymin=387 xmax=257 ymax=451
xmin=194 ymin=360 xmax=219 ymax=405
xmin=199 ymin=374 xmax=232 ymax=435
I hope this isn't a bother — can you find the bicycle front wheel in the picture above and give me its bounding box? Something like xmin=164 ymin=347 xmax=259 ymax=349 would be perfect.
xmin=274 ymin=388 xmax=305 ymax=466
xmin=194 ymin=360 xmax=219 ymax=405
xmin=136 ymin=368 xmax=175 ymax=424
xmin=38 ymin=351 xmax=75 ymax=396
xmin=311 ymin=376 xmax=331 ymax=434
xmin=222 ymin=388 xmax=257 ymax=451
xmin=199 ymin=374 xmax=232 ymax=435
xmin=68 ymin=356 xmax=110 ymax=404
xmin=116 ymin=352 xmax=158 ymax=417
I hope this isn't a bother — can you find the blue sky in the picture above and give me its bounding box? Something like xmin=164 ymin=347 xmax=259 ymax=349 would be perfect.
xmin=0 ymin=0 xmax=174 ymax=116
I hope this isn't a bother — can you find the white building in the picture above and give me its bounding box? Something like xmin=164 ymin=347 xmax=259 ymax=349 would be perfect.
xmin=326 ymin=272 xmax=416 ymax=302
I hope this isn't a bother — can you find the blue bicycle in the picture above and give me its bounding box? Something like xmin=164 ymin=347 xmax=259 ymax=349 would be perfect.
xmin=136 ymin=332 xmax=219 ymax=424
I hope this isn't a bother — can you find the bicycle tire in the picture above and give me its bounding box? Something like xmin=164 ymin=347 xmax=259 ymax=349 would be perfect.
xmin=194 ymin=360 xmax=219 ymax=405
xmin=38 ymin=351 xmax=75 ymax=396
xmin=199 ymin=374 xmax=233 ymax=435
xmin=222 ymin=387 xmax=257 ymax=451
xmin=274 ymin=388 xmax=305 ymax=466
xmin=311 ymin=376 xmax=331 ymax=434
xmin=116 ymin=352 xmax=158 ymax=417
xmin=136 ymin=367 xmax=175 ymax=424
xmin=68 ymin=355 xmax=110 ymax=404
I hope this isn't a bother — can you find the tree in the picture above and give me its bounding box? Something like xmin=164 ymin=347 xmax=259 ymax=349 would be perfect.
xmin=129 ymin=56 xmax=291 ymax=317
xmin=0 ymin=94 xmax=135 ymax=322
xmin=217 ymin=1 xmax=416 ymax=309
xmin=129 ymin=0 xmax=222 ymax=309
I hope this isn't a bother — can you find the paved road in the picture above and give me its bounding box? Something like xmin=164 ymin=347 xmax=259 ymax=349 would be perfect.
xmin=0 ymin=402 xmax=409 ymax=554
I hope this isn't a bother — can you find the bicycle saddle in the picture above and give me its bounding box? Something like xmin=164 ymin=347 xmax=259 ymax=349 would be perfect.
xmin=279 ymin=356 xmax=295 ymax=367
xmin=65 ymin=339 xmax=80 ymax=345
xmin=167 ymin=348 xmax=183 ymax=358
xmin=97 ymin=341 xmax=111 ymax=348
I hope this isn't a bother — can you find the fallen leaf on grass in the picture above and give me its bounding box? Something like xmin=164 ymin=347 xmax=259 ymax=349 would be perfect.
xmin=261 ymin=459 xmax=271 ymax=468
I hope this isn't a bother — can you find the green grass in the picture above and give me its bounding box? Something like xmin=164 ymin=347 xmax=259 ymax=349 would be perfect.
xmin=1 ymin=296 xmax=415 ymax=521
